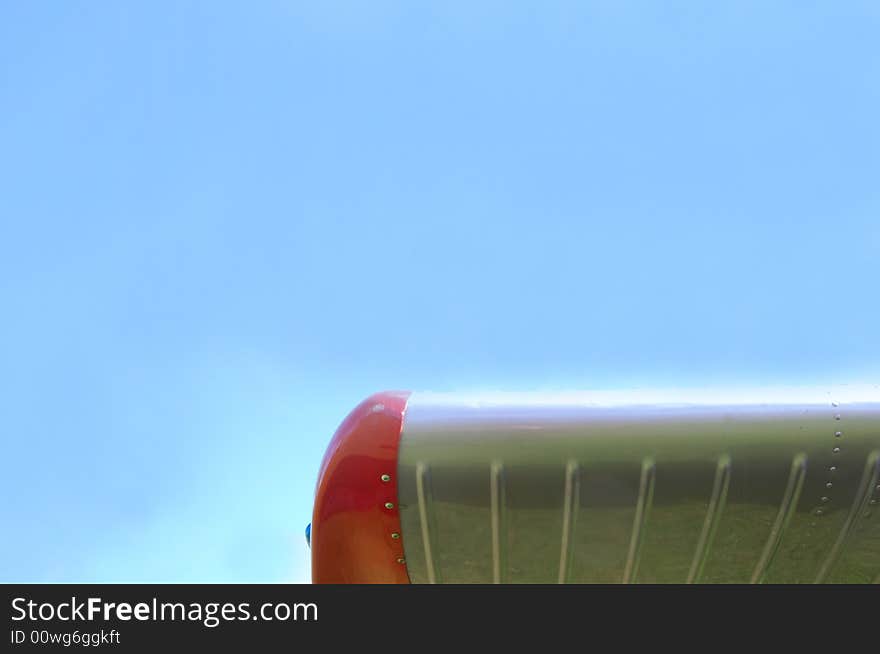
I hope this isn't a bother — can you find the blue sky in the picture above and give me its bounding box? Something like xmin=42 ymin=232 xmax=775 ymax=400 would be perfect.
xmin=1 ymin=2 xmax=879 ymax=582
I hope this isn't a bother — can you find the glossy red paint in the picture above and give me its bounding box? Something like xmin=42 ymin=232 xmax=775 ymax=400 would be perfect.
xmin=311 ymin=391 xmax=412 ymax=583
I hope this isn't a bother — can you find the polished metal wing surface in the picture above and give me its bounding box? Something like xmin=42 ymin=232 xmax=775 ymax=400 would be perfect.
xmin=396 ymin=387 xmax=880 ymax=583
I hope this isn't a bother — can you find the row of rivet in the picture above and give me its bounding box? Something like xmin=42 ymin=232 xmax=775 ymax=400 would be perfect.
xmin=381 ymin=472 xmax=406 ymax=564
xmin=817 ymin=401 xmax=842 ymax=516
xmin=816 ymin=400 xmax=843 ymax=515
xmin=374 ymin=403 xmax=406 ymax=565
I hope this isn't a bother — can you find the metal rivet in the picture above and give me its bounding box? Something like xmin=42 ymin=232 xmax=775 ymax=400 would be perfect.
xmin=391 ymin=532 xmax=400 ymax=539
xmin=829 ymin=466 xmax=837 ymax=472
xmin=826 ymin=482 xmax=833 ymax=489
xmin=815 ymin=509 xmax=824 ymax=516
xmin=380 ymin=474 xmax=391 ymax=482
xmin=833 ymin=447 xmax=841 ymax=454
xmin=820 ymin=496 xmax=830 ymax=503
xmin=832 ymin=401 xmax=839 ymax=407
xmin=397 ymin=558 xmax=406 ymax=564
xmin=835 ymin=431 xmax=842 ymax=438
xmin=384 ymin=502 xmax=395 ymax=510
xmin=834 ymin=414 xmax=841 ymax=420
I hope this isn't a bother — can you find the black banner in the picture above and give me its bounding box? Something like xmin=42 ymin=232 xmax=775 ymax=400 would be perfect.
xmin=3 ymin=584 xmax=875 ymax=650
